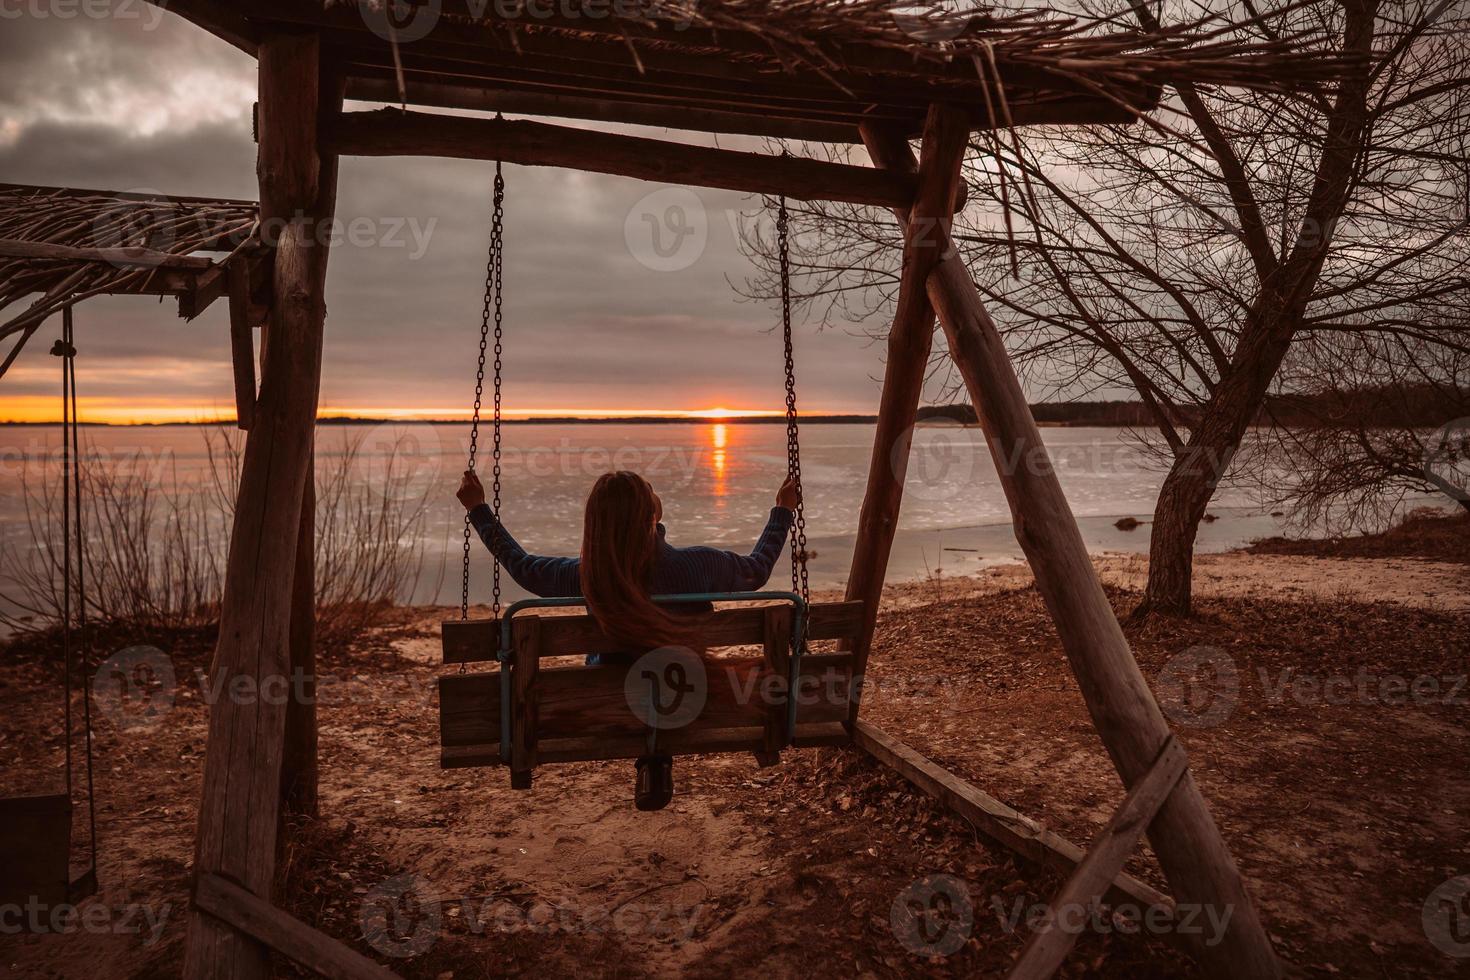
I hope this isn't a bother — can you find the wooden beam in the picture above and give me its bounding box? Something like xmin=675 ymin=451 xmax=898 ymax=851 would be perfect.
xmin=184 ymin=32 xmax=338 ymax=980
xmin=1009 ymin=737 xmax=1189 ymax=980
xmin=843 ymin=109 xmax=966 ymax=728
xmin=343 ymin=69 xmax=1138 ymax=138
xmin=344 ymin=75 xmax=864 ymax=143
xmin=193 ymin=873 xmax=400 ymax=980
xmin=327 ymin=109 xmax=957 ymax=212
xmin=0 ymin=238 xmax=215 ymax=270
xmin=226 ymin=259 xmax=257 ymax=431
xmin=853 ymin=723 xmax=1173 ymax=915
xmin=867 ymin=110 xmax=1278 ymax=979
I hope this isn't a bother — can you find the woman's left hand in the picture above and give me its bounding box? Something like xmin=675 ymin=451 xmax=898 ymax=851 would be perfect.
xmin=457 ymin=469 xmax=486 ymax=510
xmin=776 ymin=475 xmax=800 ymax=511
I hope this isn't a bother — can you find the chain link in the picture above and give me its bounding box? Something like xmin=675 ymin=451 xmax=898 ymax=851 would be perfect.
xmin=462 ymin=159 xmax=505 ymax=621
xmin=777 ymin=197 xmax=810 ymax=630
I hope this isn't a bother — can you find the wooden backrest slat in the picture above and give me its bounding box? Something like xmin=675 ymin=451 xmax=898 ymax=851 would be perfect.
xmin=442 ymin=599 xmax=865 ymax=664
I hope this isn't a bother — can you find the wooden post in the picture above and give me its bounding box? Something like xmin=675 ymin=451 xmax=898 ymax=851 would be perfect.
xmin=864 ymin=108 xmax=1279 ymax=979
xmin=281 ymin=457 xmax=317 ymax=817
xmin=278 ymin=59 xmax=344 ymax=825
xmin=184 ymin=32 xmax=338 ymax=980
xmin=226 ymin=258 xmax=257 ymax=430
xmin=842 ymin=108 xmax=966 ymax=727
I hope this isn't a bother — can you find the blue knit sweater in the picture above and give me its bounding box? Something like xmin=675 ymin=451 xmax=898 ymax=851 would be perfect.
xmin=467 ymin=504 xmax=795 ymax=600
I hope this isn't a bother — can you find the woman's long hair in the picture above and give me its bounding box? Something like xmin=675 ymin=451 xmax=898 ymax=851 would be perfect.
xmin=579 ymin=471 xmax=703 ymax=651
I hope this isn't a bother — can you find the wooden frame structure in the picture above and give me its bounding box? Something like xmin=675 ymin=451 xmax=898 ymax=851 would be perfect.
xmin=6 ymin=2 xmax=1360 ymax=976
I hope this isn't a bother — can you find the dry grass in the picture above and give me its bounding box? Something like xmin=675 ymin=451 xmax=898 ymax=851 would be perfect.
xmin=1247 ymin=506 xmax=1470 ymax=565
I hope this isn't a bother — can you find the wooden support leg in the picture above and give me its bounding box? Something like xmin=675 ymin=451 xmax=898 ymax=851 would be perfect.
xmin=184 ymin=32 xmax=339 ymax=980
xmin=842 ymin=108 xmax=966 ymax=727
xmin=281 ymin=455 xmax=317 ymax=818
xmin=863 ymin=108 xmax=1279 ymax=980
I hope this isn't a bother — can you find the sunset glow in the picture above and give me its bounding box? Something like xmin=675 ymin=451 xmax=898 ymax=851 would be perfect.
xmin=0 ymin=399 xmax=800 ymax=425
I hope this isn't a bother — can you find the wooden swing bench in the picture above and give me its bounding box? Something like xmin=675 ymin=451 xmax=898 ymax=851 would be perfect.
xmin=438 ymin=592 xmax=864 ymax=787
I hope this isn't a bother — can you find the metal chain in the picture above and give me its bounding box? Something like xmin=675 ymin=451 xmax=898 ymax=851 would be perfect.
xmin=777 ymin=197 xmax=810 ymax=618
xmin=462 ymin=158 xmax=505 ymax=620
xmin=490 ymin=162 xmax=504 ymax=618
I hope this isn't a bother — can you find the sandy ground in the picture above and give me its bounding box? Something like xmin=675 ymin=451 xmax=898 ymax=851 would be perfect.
xmin=1 ymin=547 xmax=1467 ymax=978
xmin=1094 ymin=552 xmax=1470 ymax=613
xmin=873 ymin=550 xmax=1470 ymax=613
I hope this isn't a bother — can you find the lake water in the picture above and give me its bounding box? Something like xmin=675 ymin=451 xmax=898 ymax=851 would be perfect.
xmin=0 ymin=421 xmax=1332 ymax=610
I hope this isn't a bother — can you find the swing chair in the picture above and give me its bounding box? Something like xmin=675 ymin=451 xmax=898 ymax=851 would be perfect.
xmin=0 ymin=306 xmax=99 ymax=911
xmin=436 ymin=165 xmax=867 ymax=789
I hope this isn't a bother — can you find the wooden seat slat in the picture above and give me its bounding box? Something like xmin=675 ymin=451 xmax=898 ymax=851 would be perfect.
xmin=440 ymin=651 xmax=856 ymax=748
xmin=441 ymin=721 xmax=852 ymax=769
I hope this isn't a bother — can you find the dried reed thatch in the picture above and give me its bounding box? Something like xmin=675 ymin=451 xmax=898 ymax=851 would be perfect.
xmin=0 ymin=184 xmax=259 ymax=374
xmin=349 ymin=0 xmax=1362 ymax=105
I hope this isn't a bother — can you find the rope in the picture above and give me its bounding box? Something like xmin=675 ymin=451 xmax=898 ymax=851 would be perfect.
xmin=462 ymin=156 xmax=505 ymax=626
xmin=776 ymin=197 xmax=810 ymax=627
xmin=50 ymin=305 xmax=98 ymax=890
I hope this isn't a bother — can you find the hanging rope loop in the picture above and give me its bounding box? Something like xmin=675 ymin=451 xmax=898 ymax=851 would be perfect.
xmin=55 ymin=305 xmax=98 ymax=894
xmin=777 ymin=197 xmax=810 ymax=632
xmin=462 ymin=160 xmax=506 ymax=622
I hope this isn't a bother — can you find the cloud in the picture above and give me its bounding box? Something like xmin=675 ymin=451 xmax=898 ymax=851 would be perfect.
xmin=1 ymin=6 xmax=903 ymax=420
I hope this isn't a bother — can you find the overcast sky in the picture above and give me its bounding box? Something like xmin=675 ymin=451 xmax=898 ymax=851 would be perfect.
xmin=0 ymin=7 xmax=942 ymax=423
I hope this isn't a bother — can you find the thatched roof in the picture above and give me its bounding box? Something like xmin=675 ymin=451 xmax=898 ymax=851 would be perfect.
xmin=0 ymin=184 xmax=259 ymax=375
xmin=166 ymin=0 xmax=1360 ymax=141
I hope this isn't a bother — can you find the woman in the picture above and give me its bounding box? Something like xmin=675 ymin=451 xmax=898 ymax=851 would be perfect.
xmin=456 ymin=469 xmax=800 ymax=810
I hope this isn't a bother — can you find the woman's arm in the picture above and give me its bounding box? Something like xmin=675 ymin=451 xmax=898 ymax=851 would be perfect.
xmin=677 ymin=477 xmax=799 ymax=593
xmin=458 ymin=472 xmax=581 ymax=598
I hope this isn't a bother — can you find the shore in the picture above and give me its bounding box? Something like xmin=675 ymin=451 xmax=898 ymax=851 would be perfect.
xmin=1 ymin=523 xmax=1466 ymax=977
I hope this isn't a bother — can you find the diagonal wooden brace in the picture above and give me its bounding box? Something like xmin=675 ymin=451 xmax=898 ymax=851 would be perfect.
xmin=1007 ymin=736 xmax=1190 ymax=979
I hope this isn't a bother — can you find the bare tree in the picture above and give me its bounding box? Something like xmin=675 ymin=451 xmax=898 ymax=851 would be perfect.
xmin=1253 ymin=334 xmax=1470 ymax=530
xmin=748 ymin=0 xmax=1470 ymax=615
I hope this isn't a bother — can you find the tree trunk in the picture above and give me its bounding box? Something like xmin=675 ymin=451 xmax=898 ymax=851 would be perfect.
xmin=1141 ymin=329 xmax=1292 ymax=616
xmin=1140 ymin=0 xmax=1379 ymax=617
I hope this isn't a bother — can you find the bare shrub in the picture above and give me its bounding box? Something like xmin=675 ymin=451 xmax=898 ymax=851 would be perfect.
xmin=0 ymin=428 xmax=430 ymax=647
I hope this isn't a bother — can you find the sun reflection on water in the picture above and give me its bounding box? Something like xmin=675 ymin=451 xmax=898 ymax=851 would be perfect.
xmin=710 ymin=422 xmax=728 ymax=502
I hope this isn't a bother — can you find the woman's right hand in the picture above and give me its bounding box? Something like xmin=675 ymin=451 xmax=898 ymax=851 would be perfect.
xmin=457 ymin=469 xmax=486 ymax=511
xmin=776 ymin=475 xmax=800 ymax=511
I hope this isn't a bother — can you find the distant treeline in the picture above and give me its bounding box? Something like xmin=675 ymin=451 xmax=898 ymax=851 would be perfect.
xmin=918 ymin=384 xmax=1468 ymax=428
xmin=918 ymin=401 xmax=1155 ymax=426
